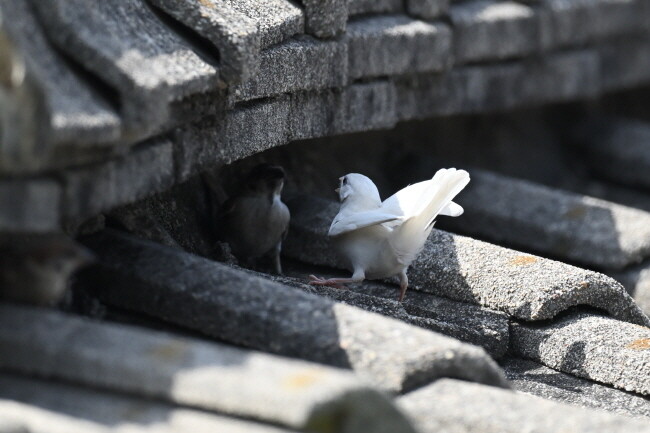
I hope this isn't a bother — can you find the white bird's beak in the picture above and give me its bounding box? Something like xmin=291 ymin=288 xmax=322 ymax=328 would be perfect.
xmin=335 ymin=188 xmax=340 ymax=193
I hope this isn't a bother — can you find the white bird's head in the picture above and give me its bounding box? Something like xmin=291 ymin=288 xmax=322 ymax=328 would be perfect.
xmin=336 ymin=173 xmax=381 ymax=210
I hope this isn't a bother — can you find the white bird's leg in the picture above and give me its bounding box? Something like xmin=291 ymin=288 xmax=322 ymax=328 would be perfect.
xmin=398 ymin=270 xmax=409 ymax=302
xmin=309 ymin=269 xmax=365 ymax=289
xmin=272 ymin=243 xmax=283 ymax=275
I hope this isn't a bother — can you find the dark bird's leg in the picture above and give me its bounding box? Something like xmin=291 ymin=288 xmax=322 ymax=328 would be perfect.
xmin=398 ymin=270 xmax=409 ymax=302
xmin=272 ymin=243 xmax=283 ymax=275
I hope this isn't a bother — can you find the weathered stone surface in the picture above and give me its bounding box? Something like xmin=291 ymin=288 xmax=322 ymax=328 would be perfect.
xmin=511 ymin=313 xmax=650 ymax=396
xmin=349 ymin=0 xmax=403 ymax=15
xmin=574 ymin=117 xmax=650 ymax=190
xmin=399 ymin=378 xmax=650 ymax=433
xmin=539 ymin=0 xmax=647 ymax=49
xmin=230 ymin=36 xmax=348 ymax=105
xmin=0 ymin=305 xmax=416 ymax=433
xmin=61 ymin=137 xmax=175 ymax=221
xmin=300 ymin=0 xmax=348 ymax=38
xmin=0 ymin=375 xmax=293 ymax=433
xmin=175 ymin=96 xmax=290 ymax=181
xmin=450 ymin=0 xmax=538 ymax=63
xmin=80 ymin=229 xmax=509 ymax=393
xmin=0 ymin=0 xmax=120 ymax=172
xmin=346 ymin=16 xmax=451 ymax=79
xmin=614 ymin=264 xmax=650 ymax=317
xmin=442 ymin=169 xmax=650 ymax=270
xmin=598 ymin=37 xmax=650 ymax=91
xmin=31 ymin=0 xmax=219 ymax=139
xmin=284 ymin=195 xmax=650 ymax=326
xmin=226 ymin=0 xmax=304 ymax=48
xmin=0 ymin=178 xmax=60 ymax=232
xmin=406 ymin=0 xmax=449 ymax=19
xmin=256 ymin=270 xmax=509 ymax=358
xmin=148 ymin=0 xmax=259 ymax=83
xmin=502 ymin=358 xmax=650 ymax=419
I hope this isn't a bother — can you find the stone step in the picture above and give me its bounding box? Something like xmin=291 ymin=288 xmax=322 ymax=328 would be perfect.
xmin=0 ymin=305 xmax=416 ymax=433
xmin=510 ymin=312 xmax=650 ymax=396
xmin=398 ymin=378 xmax=650 ymax=433
xmin=284 ymin=195 xmax=650 ymax=326
xmin=79 ymin=229 xmax=509 ymax=394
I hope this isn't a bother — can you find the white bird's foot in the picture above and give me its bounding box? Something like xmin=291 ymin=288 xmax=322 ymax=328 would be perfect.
xmin=308 ymin=275 xmax=350 ymax=290
xmin=398 ymin=271 xmax=409 ymax=302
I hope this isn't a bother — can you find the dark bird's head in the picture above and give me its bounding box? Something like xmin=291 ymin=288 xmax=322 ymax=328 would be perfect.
xmin=246 ymin=163 xmax=286 ymax=195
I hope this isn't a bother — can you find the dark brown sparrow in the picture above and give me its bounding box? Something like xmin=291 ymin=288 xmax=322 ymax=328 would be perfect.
xmin=0 ymin=234 xmax=94 ymax=306
xmin=219 ymin=164 xmax=290 ymax=274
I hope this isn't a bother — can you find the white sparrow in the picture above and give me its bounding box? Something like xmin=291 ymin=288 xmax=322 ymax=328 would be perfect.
xmin=310 ymin=168 xmax=470 ymax=301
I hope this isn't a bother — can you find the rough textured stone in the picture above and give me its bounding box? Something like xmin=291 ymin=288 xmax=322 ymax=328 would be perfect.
xmin=574 ymin=117 xmax=650 ymax=190
xmin=0 ymin=305 xmax=416 ymax=433
xmin=539 ymin=0 xmax=647 ymax=49
xmin=284 ymin=195 xmax=650 ymax=326
xmin=442 ymin=169 xmax=650 ymax=270
xmin=226 ymin=0 xmax=304 ymax=48
xmin=230 ymin=36 xmax=348 ymax=105
xmin=0 ymin=178 xmax=60 ymax=232
xmin=300 ymin=0 xmax=348 ymax=38
xmin=511 ymin=313 xmax=650 ymax=396
xmin=406 ymin=0 xmax=449 ymax=19
xmin=61 ymin=138 xmax=175 ymax=221
xmin=256 ymin=270 xmax=509 ymax=358
xmin=613 ymin=264 xmax=650 ymax=317
xmin=502 ymin=358 xmax=650 ymax=419
xmin=399 ymin=378 xmax=650 ymax=433
xmin=31 ymin=0 xmax=219 ymax=139
xmin=0 ymin=375 xmax=293 ymax=433
xmin=598 ymin=37 xmax=650 ymax=91
xmin=450 ymin=0 xmax=538 ymax=63
xmin=79 ymin=229 xmax=509 ymax=393
xmin=148 ymin=0 xmax=260 ymax=83
xmin=0 ymin=0 xmax=120 ymax=173
xmin=349 ymin=0 xmax=403 ymax=15
xmin=346 ymin=16 xmax=451 ymax=79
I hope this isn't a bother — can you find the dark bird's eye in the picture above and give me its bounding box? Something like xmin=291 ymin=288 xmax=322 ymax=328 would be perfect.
xmin=342 ymin=177 xmax=348 ymax=185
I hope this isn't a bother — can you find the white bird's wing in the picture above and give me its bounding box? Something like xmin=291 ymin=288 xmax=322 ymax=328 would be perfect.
xmin=328 ymin=211 xmax=403 ymax=237
xmin=382 ymin=179 xmax=464 ymax=218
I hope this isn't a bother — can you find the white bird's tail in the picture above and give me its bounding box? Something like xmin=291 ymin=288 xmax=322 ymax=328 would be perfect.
xmin=390 ymin=168 xmax=470 ymax=264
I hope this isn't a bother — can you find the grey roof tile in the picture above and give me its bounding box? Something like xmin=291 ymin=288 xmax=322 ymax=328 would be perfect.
xmin=0 ymin=375 xmax=294 ymax=433
xmin=230 ymin=35 xmax=347 ymax=105
xmin=225 ymin=0 xmax=304 ymax=49
xmin=147 ymin=0 xmax=260 ymax=83
xmin=256 ymin=270 xmax=509 ymax=358
xmin=346 ymin=15 xmax=451 ymax=79
xmin=398 ymin=378 xmax=650 ymax=433
xmin=450 ymin=0 xmax=538 ymax=63
xmin=0 ymin=177 xmax=60 ymax=232
xmin=574 ymin=117 xmax=650 ymax=190
xmin=538 ymin=0 xmax=647 ymax=49
xmin=0 ymin=305 xmax=416 ymax=433
xmin=613 ymin=264 xmax=650 ymax=317
xmin=80 ymin=229 xmax=509 ymax=393
xmin=31 ymin=0 xmax=219 ymax=139
xmin=299 ymin=0 xmax=348 ymax=38
xmin=61 ymin=137 xmax=175 ymax=221
xmin=502 ymin=358 xmax=650 ymax=419
xmin=442 ymin=169 xmax=650 ymax=270
xmin=511 ymin=313 xmax=650 ymax=396
xmin=406 ymin=0 xmax=450 ymax=20
xmin=349 ymin=0 xmax=404 ymax=15
xmin=283 ymin=195 xmax=650 ymax=326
